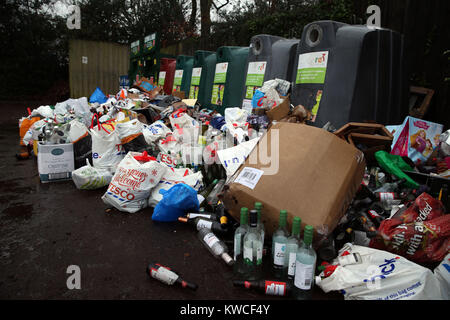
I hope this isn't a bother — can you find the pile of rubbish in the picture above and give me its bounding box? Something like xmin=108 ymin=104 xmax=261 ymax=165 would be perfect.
xmin=16 ymin=78 xmax=449 ymax=300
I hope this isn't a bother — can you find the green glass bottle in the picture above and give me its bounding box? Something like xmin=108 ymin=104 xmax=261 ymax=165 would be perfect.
xmin=254 ymin=202 xmax=265 ymax=248
xmin=293 ymin=225 xmax=317 ymax=300
xmin=243 ymin=210 xmax=263 ymax=280
xmin=272 ymin=210 xmax=289 ymax=277
xmin=233 ymin=207 xmax=249 ymax=276
xmin=285 ymin=217 xmax=302 ymax=279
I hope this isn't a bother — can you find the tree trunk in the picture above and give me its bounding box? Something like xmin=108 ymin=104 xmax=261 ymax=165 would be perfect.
xmin=189 ymin=0 xmax=197 ymax=34
xmin=200 ymin=0 xmax=212 ymax=49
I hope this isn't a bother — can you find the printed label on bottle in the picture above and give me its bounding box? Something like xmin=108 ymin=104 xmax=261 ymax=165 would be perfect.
xmin=243 ymin=245 xmax=253 ymax=263
xmin=288 ymin=252 xmax=297 ymax=276
xmin=197 ymin=195 xmax=205 ymax=204
xmin=265 ymin=281 xmax=286 ymax=296
xmin=294 ymin=262 xmax=314 ymax=290
xmin=368 ymin=210 xmax=380 ymax=218
xmin=188 ymin=213 xmax=210 ymax=219
xmin=196 ymin=219 xmax=213 ymax=230
xmin=273 ymin=242 xmax=286 ymax=266
xmin=151 ymin=267 xmax=178 ymax=285
xmin=203 ymin=232 xmax=220 ymax=248
xmin=234 ymin=234 xmax=241 ymax=260
xmin=378 ymin=192 xmax=395 ymax=201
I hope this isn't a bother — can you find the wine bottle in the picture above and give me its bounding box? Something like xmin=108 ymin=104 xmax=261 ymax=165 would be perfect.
xmin=285 ymin=217 xmax=302 ymax=279
xmin=233 ymin=279 xmax=291 ymax=297
xmin=198 ymin=179 xmax=218 ymax=206
xmin=254 ymin=202 xmax=265 ymax=248
xmin=198 ymin=228 xmax=234 ymax=266
xmin=293 ymin=225 xmax=317 ymax=300
xmin=186 ymin=211 xmax=220 ymax=222
xmin=243 ymin=210 xmax=263 ymax=280
xmin=272 ymin=210 xmax=289 ymax=277
xmin=146 ymin=263 xmax=198 ymax=291
xmin=178 ymin=216 xmax=227 ymax=234
xmin=233 ymin=207 xmax=249 ymax=276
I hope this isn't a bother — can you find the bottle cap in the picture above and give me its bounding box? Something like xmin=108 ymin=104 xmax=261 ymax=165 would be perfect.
xmin=240 ymin=207 xmax=248 ymax=225
xmin=249 ymin=210 xmax=258 ymax=227
xmin=221 ymin=252 xmax=234 ymax=266
xmin=292 ymin=217 xmax=301 ymax=235
xmin=178 ymin=217 xmax=188 ymax=223
xmin=279 ymin=210 xmax=287 ymax=227
xmin=303 ymin=225 xmax=314 ymax=245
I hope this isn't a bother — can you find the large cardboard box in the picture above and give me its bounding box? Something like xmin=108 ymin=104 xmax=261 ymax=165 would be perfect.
xmin=38 ymin=142 xmax=75 ymax=183
xmin=222 ymin=122 xmax=366 ymax=237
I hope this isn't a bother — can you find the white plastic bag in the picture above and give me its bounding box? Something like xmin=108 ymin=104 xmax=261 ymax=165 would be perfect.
xmin=90 ymin=123 xmax=125 ymax=173
xmin=224 ymin=107 xmax=249 ymax=128
xmin=102 ymin=152 xmax=166 ymax=213
xmin=148 ymin=164 xmax=203 ymax=207
xmin=434 ymin=253 xmax=450 ymax=300
xmin=169 ymin=110 xmax=199 ymax=129
xmin=142 ymin=120 xmax=172 ymax=144
xmin=31 ymin=105 xmax=54 ymax=118
xmin=68 ymin=119 xmax=89 ymax=143
xmin=72 ymin=159 xmax=112 ymax=190
xmin=316 ymin=244 xmax=444 ymax=300
xmin=115 ymin=119 xmax=143 ymax=141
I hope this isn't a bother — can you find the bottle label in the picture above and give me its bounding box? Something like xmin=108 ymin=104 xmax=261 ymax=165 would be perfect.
xmin=294 ymin=262 xmax=314 ymax=290
xmin=273 ymin=242 xmax=286 ymax=266
xmin=150 ymin=267 xmax=178 ymax=285
xmin=265 ymin=281 xmax=287 ymax=296
xmin=288 ymin=252 xmax=297 ymax=276
xmin=188 ymin=213 xmax=210 ymax=219
xmin=197 ymin=195 xmax=205 ymax=204
xmin=378 ymin=192 xmax=395 ymax=201
xmin=234 ymin=234 xmax=241 ymax=260
xmin=196 ymin=219 xmax=213 ymax=230
xmin=203 ymin=232 xmax=220 ymax=248
xmin=368 ymin=210 xmax=380 ymax=218
xmin=243 ymin=243 xmax=262 ymax=265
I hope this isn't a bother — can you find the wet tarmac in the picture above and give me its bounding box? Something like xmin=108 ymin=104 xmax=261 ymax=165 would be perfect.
xmin=0 ymin=102 xmax=342 ymax=300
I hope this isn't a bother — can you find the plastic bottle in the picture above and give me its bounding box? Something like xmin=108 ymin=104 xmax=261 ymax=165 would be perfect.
xmin=272 ymin=210 xmax=289 ymax=277
xmin=294 ymin=225 xmax=317 ymax=300
xmin=285 ymin=217 xmax=302 ymax=280
xmin=198 ymin=228 xmax=234 ymax=266
xmin=243 ymin=210 xmax=263 ymax=280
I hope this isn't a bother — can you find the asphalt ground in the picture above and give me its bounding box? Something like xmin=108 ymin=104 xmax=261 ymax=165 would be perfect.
xmin=0 ymin=101 xmax=343 ymax=301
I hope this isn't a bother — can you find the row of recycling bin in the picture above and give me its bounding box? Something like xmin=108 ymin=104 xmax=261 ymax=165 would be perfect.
xmin=155 ymin=20 xmax=410 ymax=129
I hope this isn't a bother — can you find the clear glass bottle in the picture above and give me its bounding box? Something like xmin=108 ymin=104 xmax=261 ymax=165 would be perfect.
xmin=243 ymin=210 xmax=263 ymax=280
xmin=233 ymin=207 xmax=249 ymax=276
xmin=198 ymin=228 xmax=234 ymax=266
xmin=272 ymin=210 xmax=289 ymax=277
xmin=285 ymin=216 xmax=302 ymax=280
xmin=294 ymin=225 xmax=317 ymax=300
xmin=254 ymin=202 xmax=265 ymax=247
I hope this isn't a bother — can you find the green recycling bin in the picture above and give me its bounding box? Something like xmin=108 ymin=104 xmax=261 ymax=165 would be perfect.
xmin=188 ymin=50 xmax=216 ymax=108
xmin=210 ymin=46 xmax=250 ymax=114
xmin=173 ymin=55 xmax=194 ymax=97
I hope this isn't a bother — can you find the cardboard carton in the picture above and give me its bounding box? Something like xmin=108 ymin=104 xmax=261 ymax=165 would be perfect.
xmin=38 ymin=142 xmax=74 ymax=183
xmin=266 ymin=95 xmax=290 ymax=121
xmin=222 ymin=122 xmax=366 ymax=237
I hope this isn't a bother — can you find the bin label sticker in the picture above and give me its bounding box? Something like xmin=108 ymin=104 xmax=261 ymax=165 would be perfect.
xmin=211 ymin=84 xmax=225 ymax=106
xmin=131 ymin=40 xmax=140 ymax=55
xmin=296 ymin=51 xmax=329 ymax=84
xmin=158 ymin=71 xmax=166 ymax=86
xmin=189 ymin=68 xmax=202 ymax=99
xmin=144 ymin=33 xmax=156 ymax=51
xmin=235 ymin=167 xmax=264 ymax=190
xmin=172 ymin=69 xmax=183 ymax=91
xmin=213 ymin=62 xmax=228 ymax=83
xmin=245 ymin=61 xmax=266 ymax=86
xmin=190 ymin=67 xmax=202 ymax=85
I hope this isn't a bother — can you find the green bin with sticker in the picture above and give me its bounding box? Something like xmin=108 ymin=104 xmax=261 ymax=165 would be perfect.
xmin=188 ymin=50 xmax=216 ymax=108
xmin=210 ymin=46 xmax=249 ymax=114
xmin=173 ymin=55 xmax=194 ymax=97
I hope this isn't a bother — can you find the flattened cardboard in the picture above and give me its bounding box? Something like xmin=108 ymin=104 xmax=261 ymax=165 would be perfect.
xmin=222 ymin=122 xmax=366 ymax=237
xmin=172 ymin=91 xmax=186 ymax=100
